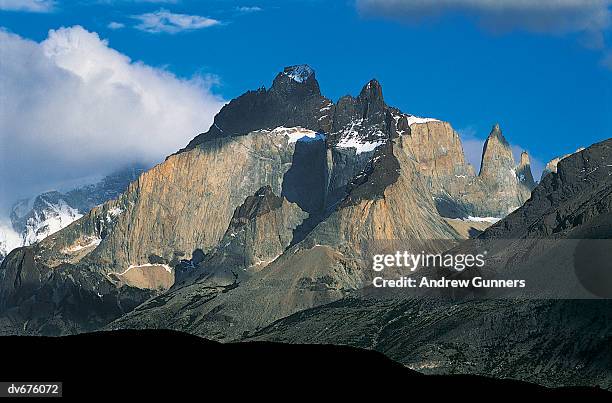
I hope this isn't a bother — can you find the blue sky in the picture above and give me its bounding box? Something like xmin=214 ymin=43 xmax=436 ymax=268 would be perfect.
xmin=1 ymin=0 xmax=611 ymax=203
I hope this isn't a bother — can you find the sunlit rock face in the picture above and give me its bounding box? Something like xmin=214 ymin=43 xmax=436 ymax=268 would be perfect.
xmin=401 ymin=122 xmax=536 ymax=217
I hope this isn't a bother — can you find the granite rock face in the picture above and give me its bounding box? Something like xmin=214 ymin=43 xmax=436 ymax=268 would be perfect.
xmin=173 ymin=185 xmax=309 ymax=286
xmin=40 ymin=131 xmax=304 ymax=274
xmin=402 ymin=122 xmax=536 ymax=217
xmin=184 ymin=66 xmax=535 ymax=219
xmin=107 ymin=185 xmax=347 ymax=339
xmin=108 ymin=140 xmax=458 ymax=340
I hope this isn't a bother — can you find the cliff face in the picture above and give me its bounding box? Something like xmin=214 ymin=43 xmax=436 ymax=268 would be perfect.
xmin=187 ymin=66 xmax=535 ymax=220
xmin=108 ymin=139 xmax=458 ymax=340
xmin=516 ymin=151 xmax=537 ymax=190
xmin=38 ymin=131 xmax=303 ymax=273
xmin=308 ymin=141 xmax=459 ymax=248
xmin=173 ymin=185 xmax=308 ymax=286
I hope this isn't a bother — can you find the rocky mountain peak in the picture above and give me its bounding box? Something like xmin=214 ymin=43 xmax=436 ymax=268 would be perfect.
xmin=271 ymin=64 xmax=321 ymax=96
xmin=181 ymin=65 xmax=332 ymax=150
xmin=356 ymin=79 xmax=386 ymax=120
xmin=488 ymin=123 xmax=510 ymax=146
xmin=519 ymin=151 xmax=530 ymax=166
xmin=516 ymin=151 xmax=537 ymax=190
xmin=479 ymin=123 xmax=514 ymax=178
xmin=358 ymin=79 xmax=384 ymax=102
xmin=281 ymin=64 xmax=315 ymax=83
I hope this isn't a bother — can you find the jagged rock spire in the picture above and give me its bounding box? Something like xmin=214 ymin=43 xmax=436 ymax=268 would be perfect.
xmin=516 ymin=151 xmax=536 ymax=191
xmin=519 ymin=151 xmax=530 ymax=166
xmin=356 ymin=79 xmax=385 ymax=121
xmin=479 ymin=123 xmax=514 ymax=178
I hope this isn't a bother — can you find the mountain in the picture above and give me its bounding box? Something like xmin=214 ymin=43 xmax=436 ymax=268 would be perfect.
xmin=403 ymin=121 xmax=535 ymax=217
xmin=0 ymin=66 xmax=535 ymax=337
xmin=107 ymin=139 xmax=461 ymax=339
xmin=0 ymin=165 xmax=146 ymax=261
xmin=249 ymin=139 xmax=612 ymax=389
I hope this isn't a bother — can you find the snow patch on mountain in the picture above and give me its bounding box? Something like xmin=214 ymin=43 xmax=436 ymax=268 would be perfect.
xmin=106 ymin=206 xmax=123 ymax=222
xmin=272 ymin=126 xmax=325 ymax=143
xmin=115 ymin=263 xmax=173 ymax=276
xmin=336 ymin=137 xmax=385 ymax=154
xmin=464 ymin=216 xmax=501 ymax=224
xmin=23 ymin=200 xmax=83 ymax=245
xmin=62 ymin=236 xmax=102 ymax=253
xmin=334 ymin=117 xmax=386 ymax=154
xmin=283 ymin=65 xmax=314 ymax=83
xmin=407 ymin=115 xmax=440 ymax=126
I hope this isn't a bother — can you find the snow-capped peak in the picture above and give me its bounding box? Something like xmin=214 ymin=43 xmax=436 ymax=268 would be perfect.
xmin=23 ymin=199 xmax=82 ymax=245
xmin=283 ymin=65 xmax=314 ymax=83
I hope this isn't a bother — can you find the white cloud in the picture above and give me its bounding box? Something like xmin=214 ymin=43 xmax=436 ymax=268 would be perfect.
xmin=0 ymin=26 xmax=225 ymax=211
xmin=133 ymin=8 xmax=221 ymax=33
xmin=0 ymin=0 xmax=55 ymax=12
xmin=107 ymin=21 xmax=125 ymax=30
xmin=0 ymin=220 xmax=21 ymax=258
xmin=357 ymin=1 xmax=611 ymax=41
xmin=236 ymin=6 xmax=262 ymax=13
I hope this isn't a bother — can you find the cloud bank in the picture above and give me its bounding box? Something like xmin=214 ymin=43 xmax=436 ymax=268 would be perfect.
xmin=357 ymin=0 xmax=611 ymax=34
xmin=0 ymin=0 xmax=55 ymax=12
xmin=0 ymin=26 xmax=225 ymax=210
xmin=133 ymin=9 xmax=221 ymax=33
